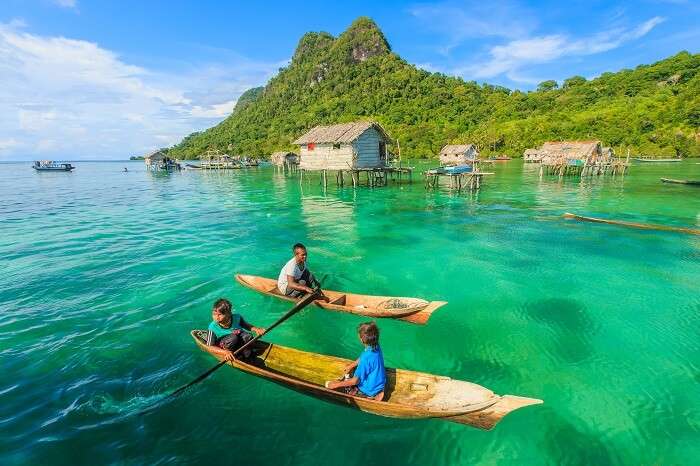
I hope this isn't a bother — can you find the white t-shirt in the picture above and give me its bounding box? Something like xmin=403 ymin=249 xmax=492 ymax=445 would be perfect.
xmin=277 ymin=258 xmax=306 ymax=294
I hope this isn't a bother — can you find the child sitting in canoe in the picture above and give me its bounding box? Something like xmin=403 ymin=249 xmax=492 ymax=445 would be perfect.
xmin=205 ymin=298 xmax=266 ymax=360
xmin=325 ymin=322 xmax=386 ymax=400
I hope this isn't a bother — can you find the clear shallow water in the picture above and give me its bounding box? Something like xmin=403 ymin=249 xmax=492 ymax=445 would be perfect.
xmin=1 ymin=160 xmax=698 ymax=465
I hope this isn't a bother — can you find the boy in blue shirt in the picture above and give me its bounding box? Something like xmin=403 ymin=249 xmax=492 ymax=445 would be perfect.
xmin=205 ymin=298 xmax=265 ymax=361
xmin=325 ymin=322 xmax=386 ymax=400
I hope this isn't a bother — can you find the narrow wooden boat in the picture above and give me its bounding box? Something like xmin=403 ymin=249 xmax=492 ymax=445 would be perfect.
xmin=661 ymin=178 xmax=700 ymax=186
xmin=443 ymin=165 xmax=473 ymax=175
xmin=235 ymin=274 xmax=446 ymax=325
xmin=633 ymin=157 xmax=682 ymax=163
xmin=563 ymin=213 xmax=700 ymax=236
xmin=191 ymin=330 xmax=542 ymax=430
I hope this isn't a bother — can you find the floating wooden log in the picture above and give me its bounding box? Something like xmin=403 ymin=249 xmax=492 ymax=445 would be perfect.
xmin=661 ymin=178 xmax=700 ymax=186
xmin=563 ymin=213 xmax=700 ymax=236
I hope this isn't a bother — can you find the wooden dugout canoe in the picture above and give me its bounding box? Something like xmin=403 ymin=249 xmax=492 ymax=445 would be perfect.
xmin=661 ymin=178 xmax=700 ymax=186
xmin=235 ymin=274 xmax=447 ymax=325
xmin=633 ymin=157 xmax=682 ymax=163
xmin=563 ymin=212 xmax=700 ymax=236
xmin=191 ymin=330 xmax=542 ymax=430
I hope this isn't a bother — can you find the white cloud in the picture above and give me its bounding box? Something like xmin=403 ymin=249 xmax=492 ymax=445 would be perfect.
xmin=409 ymin=1 xmax=537 ymax=54
xmin=464 ymin=16 xmax=665 ymax=81
xmin=52 ymin=0 xmax=77 ymax=9
xmin=0 ymin=22 xmax=282 ymax=159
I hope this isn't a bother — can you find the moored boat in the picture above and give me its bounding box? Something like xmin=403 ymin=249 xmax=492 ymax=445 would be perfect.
xmin=235 ymin=274 xmax=446 ymax=325
xmin=32 ymin=160 xmax=75 ymax=171
xmin=633 ymin=157 xmax=682 ymax=163
xmin=661 ymin=178 xmax=700 ymax=186
xmin=191 ymin=330 xmax=542 ymax=430
xmin=443 ymin=165 xmax=473 ymax=175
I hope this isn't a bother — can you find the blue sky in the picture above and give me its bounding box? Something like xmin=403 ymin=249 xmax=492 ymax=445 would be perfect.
xmin=1 ymin=0 xmax=698 ymax=160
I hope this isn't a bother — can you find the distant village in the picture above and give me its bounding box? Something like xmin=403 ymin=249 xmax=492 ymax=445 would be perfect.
xmin=142 ymin=120 xmax=636 ymax=191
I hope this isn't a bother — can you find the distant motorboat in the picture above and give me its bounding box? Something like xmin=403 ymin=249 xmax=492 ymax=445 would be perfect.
xmin=32 ymin=160 xmax=75 ymax=171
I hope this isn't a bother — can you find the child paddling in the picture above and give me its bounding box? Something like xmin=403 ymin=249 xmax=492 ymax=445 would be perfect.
xmin=325 ymin=322 xmax=386 ymax=400
xmin=205 ymin=298 xmax=265 ymax=361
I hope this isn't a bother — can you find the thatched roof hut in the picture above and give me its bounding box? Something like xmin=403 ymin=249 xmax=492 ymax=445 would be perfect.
xmin=439 ymin=144 xmax=479 ymax=166
xmin=271 ymin=151 xmax=299 ymax=167
xmin=144 ymin=150 xmax=167 ymax=163
xmin=293 ymin=121 xmax=390 ymax=145
xmin=539 ymin=141 xmax=602 ymax=164
xmin=293 ymin=121 xmax=392 ymax=170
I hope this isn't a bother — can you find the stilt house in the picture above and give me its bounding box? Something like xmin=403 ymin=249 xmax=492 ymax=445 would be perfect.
xmin=293 ymin=121 xmax=391 ymax=170
xmin=439 ymin=144 xmax=479 ymax=166
xmin=144 ymin=150 xmax=180 ymax=171
xmin=539 ymin=141 xmax=603 ymax=165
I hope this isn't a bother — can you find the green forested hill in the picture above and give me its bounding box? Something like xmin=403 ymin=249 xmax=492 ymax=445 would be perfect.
xmin=169 ymin=17 xmax=700 ymax=159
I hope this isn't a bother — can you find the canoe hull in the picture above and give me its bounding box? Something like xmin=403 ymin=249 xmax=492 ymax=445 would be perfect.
xmin=633 ymin=158 xmax=682 ymax=163
xmin=191 ymin=331 xmax=541 ymax=429
xmin=661 ymin=178 xmax=700 ymax=186
xmin=235 ymin=274 xmax=447 ymax=325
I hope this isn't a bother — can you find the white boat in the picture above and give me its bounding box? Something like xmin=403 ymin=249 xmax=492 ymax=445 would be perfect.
xmin=32 ymin=161 xmax=75 ymax=171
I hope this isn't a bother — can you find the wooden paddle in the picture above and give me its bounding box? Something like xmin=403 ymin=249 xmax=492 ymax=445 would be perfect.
xmin=139 ymin=287 xmax=321 ymax=415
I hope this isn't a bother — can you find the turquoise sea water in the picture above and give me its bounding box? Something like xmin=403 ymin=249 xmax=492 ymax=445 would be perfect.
xmin=1 ymin=160 xmax=698 ymax=465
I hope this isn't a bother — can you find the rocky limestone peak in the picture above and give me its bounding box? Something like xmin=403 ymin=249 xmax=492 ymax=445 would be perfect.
xmin=335 ymin=17 xmax=391 ymax=63
xmin=292 ymin=31 xmax=335 ymax=64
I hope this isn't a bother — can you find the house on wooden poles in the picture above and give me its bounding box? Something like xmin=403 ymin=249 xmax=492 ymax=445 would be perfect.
xmin=293 ymin=121 xmax=409 ymax=187
xmin=439 ymin=144 xmax=480 ymax=166
xmin=144 ymin=150 xmax=180 ymax=171
xmin=294 ymin=121 xmax=391 ymax=171
xmin=535 ymin=140 xmax=625 ymax=176
xmin=539 ymin=140 xmax=603 ymax=165
xmin=270 ymin=151 xmax=299 ymax=169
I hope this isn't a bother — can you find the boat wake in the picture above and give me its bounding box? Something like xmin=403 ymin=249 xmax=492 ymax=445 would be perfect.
xmin=88 ymin=393 xmax=165 ymax=416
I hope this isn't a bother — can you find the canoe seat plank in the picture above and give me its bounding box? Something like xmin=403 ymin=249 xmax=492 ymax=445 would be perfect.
xmin=329 ymin=295 xmax=347 ymax=305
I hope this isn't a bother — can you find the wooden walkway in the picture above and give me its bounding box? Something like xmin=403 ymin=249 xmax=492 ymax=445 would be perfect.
xmin=423 ymin=171 xmax=494 ymax=192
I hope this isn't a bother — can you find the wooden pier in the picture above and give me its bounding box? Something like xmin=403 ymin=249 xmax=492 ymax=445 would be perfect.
xmin=299 ymin=167 xmax=413 ymax=188
xmin=423 ymin=170 xmax=493 ymax=192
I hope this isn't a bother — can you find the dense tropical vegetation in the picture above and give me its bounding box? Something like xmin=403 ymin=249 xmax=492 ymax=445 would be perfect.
xmin=169 ymin=17 xmax=700 ymax=159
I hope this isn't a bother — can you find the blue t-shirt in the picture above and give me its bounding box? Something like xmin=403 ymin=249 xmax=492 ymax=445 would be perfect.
xmin=208 ymin=314 xmax=244 ymax=339
xmin=355 ymin=346 xmax=386 ymax=397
